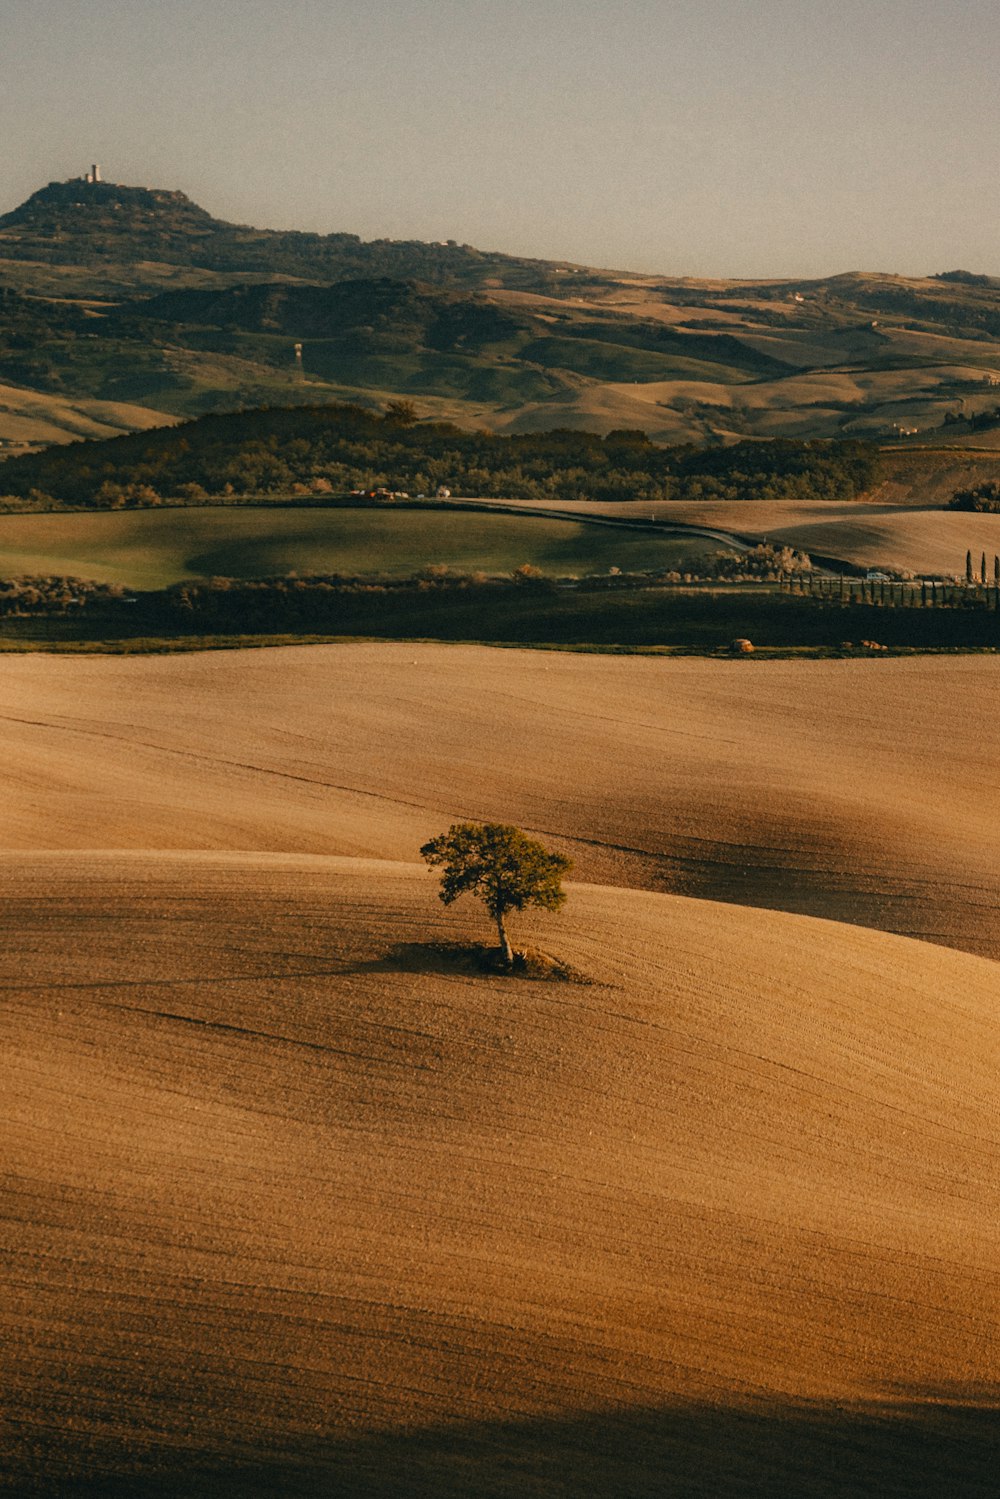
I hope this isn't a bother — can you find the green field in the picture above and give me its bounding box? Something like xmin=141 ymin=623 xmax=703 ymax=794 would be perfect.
xmin=0 ymin=506 xmax=727 ymax=589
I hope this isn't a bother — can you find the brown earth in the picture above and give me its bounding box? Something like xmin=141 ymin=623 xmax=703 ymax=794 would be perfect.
xmin=4 ymin=852 xmax=999 ymax=1496
xmin=2 ymin=644 xmax=1000 ymax=958
xmin=4 ymin=644 xmax=999 ymax=1496
xmin=0 ymin=380 xmax=176 ymax=453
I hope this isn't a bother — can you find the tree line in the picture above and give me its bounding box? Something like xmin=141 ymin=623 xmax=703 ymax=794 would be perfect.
xmin=949 ymin=483 xmax=1000 ymax=513
xmin=0 ymin=402 xmax=880 ymax=509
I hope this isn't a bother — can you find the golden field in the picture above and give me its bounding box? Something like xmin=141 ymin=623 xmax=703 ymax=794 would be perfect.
xmin=3 ymin=644 xmax=999 ymax=1495
xmin=4 ymin=644 xmax=1000 ymax=957
xmin=0 ymin=378 xmax=175 ymax=452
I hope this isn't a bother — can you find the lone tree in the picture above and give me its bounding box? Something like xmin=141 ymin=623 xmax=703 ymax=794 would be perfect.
xmin=420 ymin=822 xmax=572 ymax=964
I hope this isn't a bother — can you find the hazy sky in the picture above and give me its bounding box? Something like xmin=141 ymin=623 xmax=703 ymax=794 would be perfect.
xmin=2 ymin=0 xmax=997 ymax=278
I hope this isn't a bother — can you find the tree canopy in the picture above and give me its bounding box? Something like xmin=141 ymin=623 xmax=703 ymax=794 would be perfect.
xmin=420 ymin=822 xmax=571 ymax=964
xmin=0 ymin=399 xmax=880 ymax=510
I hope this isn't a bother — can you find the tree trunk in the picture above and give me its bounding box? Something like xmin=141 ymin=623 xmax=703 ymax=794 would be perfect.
xmin=496 ymin=912 xmax=514 ymax=963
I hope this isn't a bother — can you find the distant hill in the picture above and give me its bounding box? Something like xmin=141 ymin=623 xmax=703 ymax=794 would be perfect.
xmin=0 ymin=177 xmax=558 ymax=293
xmin=2 ymin=172 xmax=1000 ymax=449
xmin=128 ymin=278 xmax=533 ymax=343
xmin=0 ymin=373 xmax=174 ymax=455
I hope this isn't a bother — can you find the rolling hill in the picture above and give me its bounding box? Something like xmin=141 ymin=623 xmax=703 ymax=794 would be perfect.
xmin=5 ymin=172 xmax=1000 ymax=1499
xmin=3 ymin=173 xmax=1000 ymax=449
xmin=468 ymin=488 xmax=1000 ymax=576
xmin=4 ymin=851 xmax=999 ymax=1497
xmin=0 ymin=377 xmax=174 ymax=453
xmin=4 ymin=644 xmax=1000 ymax=958
xmin=0 ymin=505 xmax=724 ymax=589
xmin=5 ymin=644 xmax=1000 ymax=1494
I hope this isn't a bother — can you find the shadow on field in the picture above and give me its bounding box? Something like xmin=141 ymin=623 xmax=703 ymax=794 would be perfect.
xmin=31 ymin=1392 xmax=1000 ymax=1499
xmin=364 ymin=938 xmax=491 ymax=975
xmin=362 ymin=940 xmax=587 ymax=983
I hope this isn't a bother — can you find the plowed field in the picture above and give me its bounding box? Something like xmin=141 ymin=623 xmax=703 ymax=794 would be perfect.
xmin=3 ymin=645 xmax=998 ymax=1496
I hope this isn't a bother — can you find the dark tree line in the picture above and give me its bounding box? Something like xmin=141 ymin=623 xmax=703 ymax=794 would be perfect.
xmin=0 ymin=402 xmax=880 ymax=509
xmin=950 ymin=483 xmax=1000 ymax=513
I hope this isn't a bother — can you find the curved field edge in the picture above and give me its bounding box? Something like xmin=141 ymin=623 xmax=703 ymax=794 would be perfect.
xmin=3 ymin=853 xmax=999 ymax=1496
xmin=461 ymin=493 xmax=1000 ymax=577
xmin=4 ymin=489 xmax=999 ymax=590
xmin=0 ymin=506 xmax=732 ymax=589
xmin=2 ymin=643 xmax=1000 ymax=961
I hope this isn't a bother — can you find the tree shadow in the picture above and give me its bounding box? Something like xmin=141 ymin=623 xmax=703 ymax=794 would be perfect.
xmin=27 ymin=1391 xmax=1000 ymax=1498
xmin=359 ymin=940 xmax=589 ymax=984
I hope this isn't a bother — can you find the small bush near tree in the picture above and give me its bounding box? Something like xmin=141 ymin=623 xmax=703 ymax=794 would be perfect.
xmin=420 ymin=822 xmax=571 ymax=964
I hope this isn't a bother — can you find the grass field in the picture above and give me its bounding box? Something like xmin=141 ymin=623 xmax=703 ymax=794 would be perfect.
xmin=0 ymin=505 xmax=724 ymax=588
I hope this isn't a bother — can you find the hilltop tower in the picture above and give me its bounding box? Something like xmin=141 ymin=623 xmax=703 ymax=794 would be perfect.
xmin=83 ymin=164 xmax=102 ymax=184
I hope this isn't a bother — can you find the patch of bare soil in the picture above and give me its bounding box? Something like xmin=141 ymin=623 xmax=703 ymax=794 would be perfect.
xmin=3 ymin=853 xmax=999 ymax=1496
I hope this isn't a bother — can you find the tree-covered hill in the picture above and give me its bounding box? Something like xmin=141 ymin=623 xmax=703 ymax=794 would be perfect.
xmin=125 ymin=278 xmax=531 ymax=345
xmin=0 ymin=179 xmax=557 ymax=293
xmin=0 ymin=400 xmax=879 ymax=508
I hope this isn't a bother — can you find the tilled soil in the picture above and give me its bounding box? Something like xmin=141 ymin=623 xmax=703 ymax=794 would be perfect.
xmin=3 ymin=854 xmax=999 ymax=1496
xmin=2 ymin=644 xmax=999 ymax=956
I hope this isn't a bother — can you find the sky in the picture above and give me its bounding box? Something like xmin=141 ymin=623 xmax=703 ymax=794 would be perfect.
xmin=1 ymin=0 xmax=997 ymax=279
